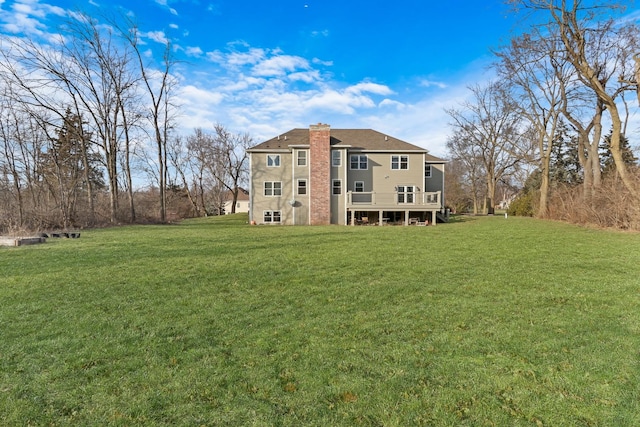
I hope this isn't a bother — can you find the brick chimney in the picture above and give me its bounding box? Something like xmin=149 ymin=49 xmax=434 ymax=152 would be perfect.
xmin=309 ymin=123 xmax=331 ymax=225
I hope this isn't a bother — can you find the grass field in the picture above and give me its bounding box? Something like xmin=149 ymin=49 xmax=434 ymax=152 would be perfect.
xmin=1 ymin=214 xmax=639 ymax=426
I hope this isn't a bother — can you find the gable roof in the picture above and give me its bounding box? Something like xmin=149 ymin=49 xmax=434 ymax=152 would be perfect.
xmin=223 ymin=188 xmax=249 ymax=202
xmin=249 ymin=128 xmax=442 ymax=161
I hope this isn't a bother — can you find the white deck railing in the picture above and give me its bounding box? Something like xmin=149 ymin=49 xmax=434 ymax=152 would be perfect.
xmin=346 ymin=191 xmax=441 ymax=208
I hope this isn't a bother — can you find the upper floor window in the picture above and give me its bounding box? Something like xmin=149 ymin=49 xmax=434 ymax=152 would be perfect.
xmin=297 ymin=150 xmax=307 ymax=166
xmin=354 ymin=181 xmax=364 ymax=192
xmin=332 ymin=179 xmax=342 ymax=195
xmin=425 ymin=164 xmax=432 ymax=178
xmin=392 ymin=155 xmax=409 ymax=170
xmin=267 ymin=154 xmax=281 ymax=167
xmin=332 ymin=150 xmax=341 ymax=167
xmin=350 ymin=155 xmax=368 ymax=170
xmin=264 ymin=181 xmax=282 ymax=196
xmin=297 ymin=179 xmax=307 ymax=195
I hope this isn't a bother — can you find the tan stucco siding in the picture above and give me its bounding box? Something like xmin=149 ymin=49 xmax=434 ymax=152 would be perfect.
xmin=291 ymin=148 xmax=310 ymax=225
xmin=250 ymin=151 xmax=294 ymax=224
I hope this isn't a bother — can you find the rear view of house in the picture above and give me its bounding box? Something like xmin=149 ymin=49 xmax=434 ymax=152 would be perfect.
xmin=247 ymin=123 xmax=445 ymax=225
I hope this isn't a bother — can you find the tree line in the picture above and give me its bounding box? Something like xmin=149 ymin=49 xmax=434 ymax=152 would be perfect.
xmin=0 ymin=12 xmax=249 ymax=233
xmin=445 ymin=0 xmax=640 ymax=229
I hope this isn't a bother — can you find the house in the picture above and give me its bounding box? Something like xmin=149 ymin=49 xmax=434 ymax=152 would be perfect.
xmin=223 ymin=188 xmax=250 ymax=215
xmin=247 ymin=123 xmax=445 ymax=225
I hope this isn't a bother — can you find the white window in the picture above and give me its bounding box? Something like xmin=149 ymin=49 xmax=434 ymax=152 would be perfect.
xmin=264 ymin=210 xmax=281 ymax=223
xmin=297 ymin=179 xmax=307 ymax=195
xmin=267 ymin=154 xmax=281 ymax=167
xmin=392 ymin=155 xmax=409 ymax=170
xmin=354 ymin=181 xmax=364 ymax=192
xmin=297 ymin=150 xmax=307 ymax=166
xmin=397 ymin=185 xmax=415 ymax=204
xmin=425 ymin=164 xmax=432 ymax=178
xmin=332 ymin=179 xmax=342 ymax=195
xmin=332 ymin=150 xmax=341 ymax=167
xmin=350 ymin=155 xmax=367 ymax=170
xmin=264 ymin=181 xmax=282 ymax=196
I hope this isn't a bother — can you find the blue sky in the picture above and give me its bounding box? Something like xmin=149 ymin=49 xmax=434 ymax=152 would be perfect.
xmin=0 ymin=0 xmax=635 ymax=156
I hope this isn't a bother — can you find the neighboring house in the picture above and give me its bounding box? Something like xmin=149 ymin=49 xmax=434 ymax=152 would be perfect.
xmin=223 ymin=188 xmax=250 ymax=215
xmin=247 ymin=123 xmax=445 ymax=226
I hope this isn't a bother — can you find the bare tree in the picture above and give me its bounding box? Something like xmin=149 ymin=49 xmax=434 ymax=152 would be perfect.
xmin=210 ymin=124 xmax=251 ymax=214
xmin=496 ymin=27 xmax=571 ymax=216
xmin=509 ymin=0 xmax=640 ymax=198
xmin=446 ymin=129 xmax=486 ymax=214
xmin=446 ymin=82 xmax=531 ymax=214
xmin=115 ymin=16 xmax=178 ymax=223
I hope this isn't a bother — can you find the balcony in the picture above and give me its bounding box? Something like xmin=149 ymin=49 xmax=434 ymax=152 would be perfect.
xmin=346 ymin=191 xmax=442 ymax=210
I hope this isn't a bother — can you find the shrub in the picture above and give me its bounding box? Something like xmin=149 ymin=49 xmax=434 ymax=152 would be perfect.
xmin=507 ymin=191 xmax=535 ymax=217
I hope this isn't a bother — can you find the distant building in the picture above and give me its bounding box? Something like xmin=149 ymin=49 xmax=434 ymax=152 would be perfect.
xmin=223 ymin=188 xmax=250 ymax=215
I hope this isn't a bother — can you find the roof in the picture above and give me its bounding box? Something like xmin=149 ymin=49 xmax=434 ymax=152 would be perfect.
xmin=248 ymin=128 xmax=444 ymax=161
xmin=224 ymin=188 xmax=249 ymax=202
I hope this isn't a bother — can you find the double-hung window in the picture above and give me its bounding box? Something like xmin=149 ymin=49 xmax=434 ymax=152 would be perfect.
xmin=267 ymin=154 xmax=281 ymax=167
xmin=264 ymin=181 xmax=282 ymax=196
xmin=332 ymin=179 xmax=342 ymax=195
xmin=297 ymin=179 xmax=307 ymax=195
xmin=397 ymin=185 xmax=415 ymax=204
xmin=391 ymin=155 xmax=409 ymax=170
xmin=297 ymin=150 xmax=307 ymax=166
xmin=332 ymin=150 xmax=341 ymax=167
xmin=264 ymin=210 xmax=281 ymax=223
xmin=425 ymin=164 xmax=432 ymax=178
xmin=350 ymin=155 xmax=367 ymax=170
xmin=354 ymin=181 xmax=364 ymax=192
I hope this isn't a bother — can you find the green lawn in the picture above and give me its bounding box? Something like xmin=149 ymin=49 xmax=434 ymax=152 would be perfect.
xmin=1 ymin=215 xmax=639 ymax=426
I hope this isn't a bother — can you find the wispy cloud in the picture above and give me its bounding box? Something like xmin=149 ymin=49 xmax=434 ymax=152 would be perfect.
xmin=153 ymin=0 xmax=177 ymax=16
xmin=420 ymin=79 xmax=448 ymax=89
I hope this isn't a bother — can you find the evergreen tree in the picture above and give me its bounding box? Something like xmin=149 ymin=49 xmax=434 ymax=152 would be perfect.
xmin=40 ymin=109 xmax=103 ymax=227
xmin=549 ymin=120 xmax=582 ymax=186
xmin=600 ymin=130 xmax=638 ymax=176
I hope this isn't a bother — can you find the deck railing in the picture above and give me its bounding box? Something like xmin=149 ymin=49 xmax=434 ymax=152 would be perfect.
xmin=346 ymin=191 xmax=441 ymax=208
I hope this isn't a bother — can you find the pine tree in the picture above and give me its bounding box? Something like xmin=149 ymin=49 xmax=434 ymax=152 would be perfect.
xmin=600 ymin=130 xmax=638 ymax=176
xmin=40 ymin=109 xmax=102 ymax=228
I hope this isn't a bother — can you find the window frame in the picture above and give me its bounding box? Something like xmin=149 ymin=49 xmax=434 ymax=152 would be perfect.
xmin=264 ymin=181 xmax=282 ymax=197
xmin=397 ymin=185 xmax=416 ymax=204
xmin=425 ymin=164 xmax=432 ymax=178
xmin=332 ymin=150 xmax=341 ymax=167
xmin=350 ymin=154 xmax=368 ymax=170
xmin=391 ymin=155 xmax=409 ymax=170
xmin=297 ymin=179 xmax=307 ymax=195
xmin=354 ymin=181 xmax=364 ymax=192
xmin=263 ymin=210 xmax=281 ymax=223
xmin=332 ymin=179 xmax=342 ymax=195
xmin=267 ymin=154 xmax=281 ymax=167
xmin=297 ymin=150 xmax=307 ymax=166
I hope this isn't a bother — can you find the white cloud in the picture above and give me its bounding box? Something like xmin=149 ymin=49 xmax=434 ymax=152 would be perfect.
xmin=185 ymin=46 xmax=203 ymax=56
xmin=420 ymin=79 xmax=448 ymax=89
xmin=345 ymin=82 xmax=394 ymax=96
xmin=145 ymin=30 xmax=169 ymax=44
xmin=252 ymin=55 xmax=310 ymax=77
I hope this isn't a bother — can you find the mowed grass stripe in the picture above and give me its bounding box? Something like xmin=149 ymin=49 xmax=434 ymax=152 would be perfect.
xmin=1 ymin=214 xmax=639 ymax=425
